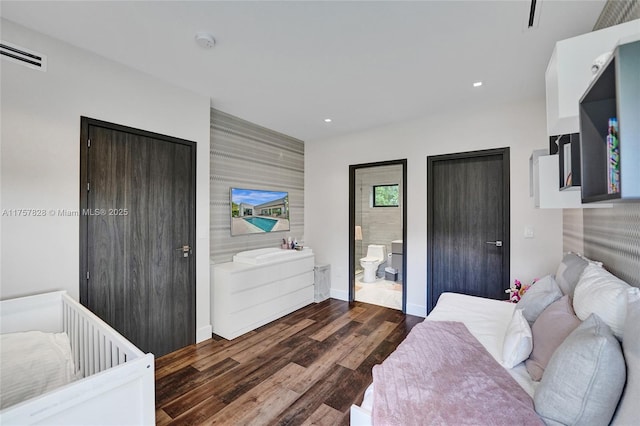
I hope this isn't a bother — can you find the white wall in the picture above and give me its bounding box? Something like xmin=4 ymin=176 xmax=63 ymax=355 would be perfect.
xmin=305 ymin=98 xmax=563 ymax=317
xmin=0 ymin=19 xmax=212 ymax=343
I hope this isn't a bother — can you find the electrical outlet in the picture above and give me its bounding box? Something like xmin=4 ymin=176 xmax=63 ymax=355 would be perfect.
xmin=524 ymin=226 xmax=535 ymax=239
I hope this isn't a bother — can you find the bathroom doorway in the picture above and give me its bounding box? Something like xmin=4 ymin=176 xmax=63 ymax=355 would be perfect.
xmin=349 ymin=159 xmax=407 ymax=312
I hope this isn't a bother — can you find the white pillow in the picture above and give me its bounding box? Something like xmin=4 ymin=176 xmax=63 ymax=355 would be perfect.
xmin=573 ymin=264 xmax=639 ymax=340
xmin=0 ymin=331 xmax=77 ymax=409
xmin=502 ymin=309 xmax=533 ymax=369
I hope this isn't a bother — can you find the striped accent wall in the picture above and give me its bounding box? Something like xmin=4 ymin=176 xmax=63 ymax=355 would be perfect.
xmin=593 ymin=0 xmax=640 ymax=31
xmin=564 ymin=204 xmax=640 ymax=287
xmin=562 ymin=208 xmax=584 ymax=255
xmin=210 ymin=109 xmax=305 ymax=264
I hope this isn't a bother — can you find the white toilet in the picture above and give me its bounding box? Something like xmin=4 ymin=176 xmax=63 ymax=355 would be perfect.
xmin=360 ymin=244 xmax=387 ymax=283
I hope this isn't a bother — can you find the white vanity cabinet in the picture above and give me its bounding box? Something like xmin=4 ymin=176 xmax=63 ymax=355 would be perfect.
xmin=211 ymin=249 xmax=315 ymax=340
xmin=545 ymin=19 xmax=640 ymax=136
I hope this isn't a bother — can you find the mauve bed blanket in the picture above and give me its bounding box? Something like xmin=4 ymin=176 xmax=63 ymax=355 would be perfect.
xmin=372 ymin=321 xmax=543 ymax=426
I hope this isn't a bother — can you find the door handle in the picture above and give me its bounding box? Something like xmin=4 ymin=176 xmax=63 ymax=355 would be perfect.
xmin=485 ymin=241 xmax=503 ymax=247
xmin=176 ymin=245 xmax=192 ymax=257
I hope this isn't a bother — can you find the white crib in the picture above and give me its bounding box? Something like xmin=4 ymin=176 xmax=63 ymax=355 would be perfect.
xmin=0 ymin=291 xmax=155 ymax=425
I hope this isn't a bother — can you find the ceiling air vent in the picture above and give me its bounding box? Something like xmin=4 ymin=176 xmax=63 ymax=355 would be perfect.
xmin=1 ymin=41 xmax=47 ymax=71
xmin=525 ymin=0 xmax=542 ymax=30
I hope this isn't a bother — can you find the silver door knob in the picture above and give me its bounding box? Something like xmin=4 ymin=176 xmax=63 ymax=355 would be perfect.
xmin=485 ymin=241 xmax=503 ymax=247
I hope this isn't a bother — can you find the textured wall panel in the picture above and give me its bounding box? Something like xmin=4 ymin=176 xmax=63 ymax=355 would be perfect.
xmin=562 ymin=208 xmax=584 ymax=254
xmin=568 ymin=203 xmax=640 ymax=287
xmin=593 ymin=0 xmax=640 ymax=30
xmin=210 ymin=109 xmax=304 ymax=263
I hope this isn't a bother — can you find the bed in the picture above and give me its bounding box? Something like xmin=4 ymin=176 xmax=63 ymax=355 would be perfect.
xmin=0 ymin=291 xmax=155 ymax=425
xmin=350 ymin=253 xmax=639 ymax=425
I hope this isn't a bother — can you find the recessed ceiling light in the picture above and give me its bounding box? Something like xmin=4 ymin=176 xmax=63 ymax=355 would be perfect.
xmin=324 ymin=118 xmax=332 ymax=123
xmin=473 ymin=81 xmax=483 ymax=87
xmin=195 ymin=32 xmax=216 ymax=49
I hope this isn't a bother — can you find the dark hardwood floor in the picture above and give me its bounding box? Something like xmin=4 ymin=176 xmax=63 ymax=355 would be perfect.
xmin=155 ymin=299 xmax=422 ymax=425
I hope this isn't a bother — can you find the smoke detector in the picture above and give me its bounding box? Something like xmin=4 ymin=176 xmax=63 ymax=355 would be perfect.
xmin=195 ymin=32 xmax=216 ymax=49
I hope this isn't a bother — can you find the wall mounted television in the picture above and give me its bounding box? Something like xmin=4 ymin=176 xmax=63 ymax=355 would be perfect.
xmin=230 ymin=188 xmax=290 ymax=236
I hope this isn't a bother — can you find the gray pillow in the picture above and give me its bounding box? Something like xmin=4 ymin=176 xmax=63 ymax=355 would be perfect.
xmin=612 ymin=290 xmax=640 ymax=425
xmin=555 ymin=253 xmax=588 ymax=297
xmin=534 ymin=314 xmax=626 ymax=426
xmin=516 ymin=275 xmax=562 ymax=325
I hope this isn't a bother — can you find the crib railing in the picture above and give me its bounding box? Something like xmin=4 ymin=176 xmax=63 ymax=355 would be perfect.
xmin=61 ymin=293 xmax=144 ymax=378
xmin=1 ymin=291 xmax=155 ymax=425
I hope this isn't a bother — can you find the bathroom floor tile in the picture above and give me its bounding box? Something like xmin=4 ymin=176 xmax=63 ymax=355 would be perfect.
xmin=354 ymin=274 xmax=402 ymax=310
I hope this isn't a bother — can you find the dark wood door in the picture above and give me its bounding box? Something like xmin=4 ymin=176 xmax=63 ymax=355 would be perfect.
xmin=427 ymin=148 xmax=510 ymax=313
xmin=80 ymin=117 xmax=196 ymax=357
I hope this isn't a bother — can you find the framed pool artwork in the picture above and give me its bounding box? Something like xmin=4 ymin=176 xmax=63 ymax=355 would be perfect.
xmin=230 ymin=188 xmax=290 ymax=236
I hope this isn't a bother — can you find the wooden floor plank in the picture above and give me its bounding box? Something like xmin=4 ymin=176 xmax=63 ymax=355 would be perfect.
xmin=155 ymin=338 xmax=230 ymax=379
xmin=286 ymin=316 xmax=371 ymax=370
xmin=191 ymin=322 xmax=290 ymax=371
xmin=166 ymin=394 xmax=227 ymax=426
xmin=215 ymin=338 xmax=316 ymax=404
xmin=231 ymin=318 xmax=315 ymax=363
xmin=325 ymin=335 xmax=405 ymax=412
xmin=309 ymin=306 xmax=366 ymax=341
xmin=351 ymin=302 xmax=384 ymax=324
xmin=155 ymin=408 xmax=172 ymax=426
xmin=337 ymin=320 xmax=398 ymax=370
xmin=285 ymin=333 xmax=364 ymax=395
xmin=385 ymin=314 xmax=424 ymax=344
xmin=161 ymin=380 xmax=226 ymax=419
xmin=300 ymin=403 xmax=344 ymax=426
xmin=155 ymin=300 xmax=421 ymax=425
xmin=322 ymin=367 xmax=372 ymax=413
xmin=279 ymin=298 xmax=341 ymax=325
xmin=355 ymin=307 xmax=399 ymax=336
xmin=274 ymin=364 xmax=350 ymax=425
xmin=156 ymin=358 xmax=239 ymax=407
xmin=201 ymin=363 xmax=304 ymax=425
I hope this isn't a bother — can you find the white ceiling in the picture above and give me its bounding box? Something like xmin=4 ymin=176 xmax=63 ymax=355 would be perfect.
xmin=1 ymin=0 xmax=606 ymax=142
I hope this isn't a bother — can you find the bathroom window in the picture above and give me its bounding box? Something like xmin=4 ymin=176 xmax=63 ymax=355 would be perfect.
xmin=373 ymin=184 xmax=399 ymax=207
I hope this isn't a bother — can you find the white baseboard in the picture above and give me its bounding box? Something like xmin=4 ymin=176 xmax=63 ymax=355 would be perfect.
xmin=330 ymin=288 xmax=349 ymax=301
xmin=405 ymin=303 xmax=427 ymax=318
xmin=196 ymin=325 xmax=213 ymax=343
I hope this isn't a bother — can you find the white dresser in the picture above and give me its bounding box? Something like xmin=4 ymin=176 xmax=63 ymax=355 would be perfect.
xmin=211 ymin=248 xmax=315 ymax=340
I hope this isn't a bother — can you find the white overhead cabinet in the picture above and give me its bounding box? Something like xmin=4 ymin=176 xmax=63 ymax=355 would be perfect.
xmin=530 ymin=152 xmax=611 ymax=209
xmin=531 ymin=152 xmax=581 ymax=209
xmin=537 ymin=20 xmax=638 ymax=209
xmin=545 ymin=19 xmax=640 ymax=136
